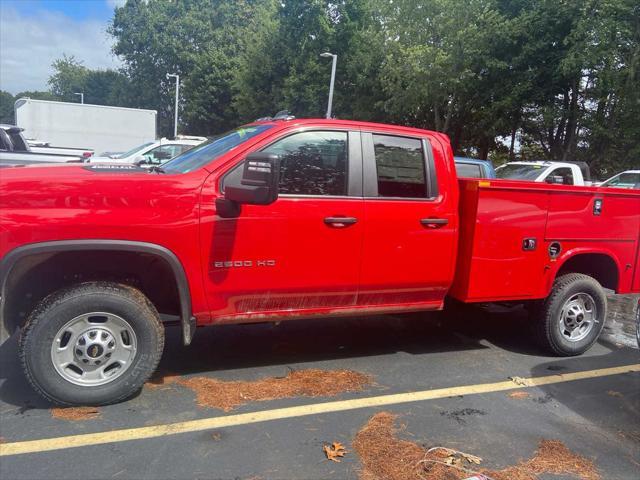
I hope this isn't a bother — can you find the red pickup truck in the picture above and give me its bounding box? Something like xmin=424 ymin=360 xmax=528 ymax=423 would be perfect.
xmin=1 ymin=118 xmax=638 ymax=406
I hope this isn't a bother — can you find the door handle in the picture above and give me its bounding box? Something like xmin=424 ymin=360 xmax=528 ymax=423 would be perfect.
xmin=324 ymin=216 xmax=358 ymax=227
xmin=420 ymin=218 xmax=448 ymax=228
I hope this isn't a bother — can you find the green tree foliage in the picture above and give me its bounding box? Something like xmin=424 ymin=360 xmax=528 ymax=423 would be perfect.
xmin=48 ymin=55 xmax=132 ymax=107
xmin=0 ymin=91 xmax=15 ymax=124
xmin=110 ymin=0 xmax=268 ymax=135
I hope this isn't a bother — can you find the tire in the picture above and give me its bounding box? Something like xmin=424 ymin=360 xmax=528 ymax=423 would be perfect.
xmin=19 ymin=282 xmax=164 ymax=406
xmin=534 ymin=273 xmax=607 ymax=356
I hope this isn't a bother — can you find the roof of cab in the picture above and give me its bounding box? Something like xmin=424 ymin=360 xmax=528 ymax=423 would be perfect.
xmin=247 ymin=118 xmax=448 ymax=140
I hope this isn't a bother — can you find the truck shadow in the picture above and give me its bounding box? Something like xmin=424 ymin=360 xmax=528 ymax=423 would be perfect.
xmin=0 ymin=311 xmax=494 ymax=409
xmin=2 ymin=302 xmax=620 ymax=409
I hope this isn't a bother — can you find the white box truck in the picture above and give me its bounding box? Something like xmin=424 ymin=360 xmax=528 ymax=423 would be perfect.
xmin=14 ymin=98 xmax=157 ymax=156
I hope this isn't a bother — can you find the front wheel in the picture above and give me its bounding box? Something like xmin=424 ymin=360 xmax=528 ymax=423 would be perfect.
xmin=534 ymin=273 xmax=607 ymax=356
xmin=20 ymin=282 xmax=164 ymax=406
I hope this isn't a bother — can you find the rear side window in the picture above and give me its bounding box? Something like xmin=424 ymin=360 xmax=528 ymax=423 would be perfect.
xmin=263 ymin=131 xmax=348 ymax=196
xmin=456 ymin=162 xmax=482 ymax=178
xmin=373 ymin=134 xmax=427 ymax=198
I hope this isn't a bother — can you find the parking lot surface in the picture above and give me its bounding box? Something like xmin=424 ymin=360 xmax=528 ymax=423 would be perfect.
xmin=1 ymin=295 xmax=638 ymax=480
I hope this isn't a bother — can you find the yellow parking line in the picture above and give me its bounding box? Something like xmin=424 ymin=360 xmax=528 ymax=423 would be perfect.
xmin=1 ymin=364 xmax=638 ymax=457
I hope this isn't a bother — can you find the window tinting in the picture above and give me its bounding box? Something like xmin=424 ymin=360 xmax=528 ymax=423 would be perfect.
xmin=8 ymin=132 xmax=27 ymax=151
xmin=455 ymin=162 xmax=483 ymax=178
xmin=263 ymin=131 xmax=348 ymax=196
xmin=373 ymin=135 xmax=427 ymax=198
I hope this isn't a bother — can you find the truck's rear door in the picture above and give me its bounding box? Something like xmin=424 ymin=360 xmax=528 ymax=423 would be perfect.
xmin=358 ymin=132 xmax=457 ymax=308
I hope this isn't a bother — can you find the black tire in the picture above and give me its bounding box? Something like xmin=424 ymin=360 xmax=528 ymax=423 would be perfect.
xmin=20 ymin=282 xmax=164 ymax=406
xmin=534 ymin=273 xmax=607 ymax=356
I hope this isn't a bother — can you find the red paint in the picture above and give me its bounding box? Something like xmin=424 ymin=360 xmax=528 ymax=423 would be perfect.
xmin=1 ymin=118 xmax=639 ymax=329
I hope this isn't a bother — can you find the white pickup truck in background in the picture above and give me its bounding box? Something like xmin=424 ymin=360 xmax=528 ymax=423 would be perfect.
xmin=495 ymin=161 xmax=591 ymax=186
xmin=0 ymin=124 xmax=84 ymax=166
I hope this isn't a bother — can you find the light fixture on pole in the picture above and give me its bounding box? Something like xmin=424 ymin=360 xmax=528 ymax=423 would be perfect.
xmin=320 ymin=52 xmax=337 ymax=119
xmin=74 ymin=92 xmax=84 ymax=104
xmin=166 ymin=73 xmax=180 ymax=138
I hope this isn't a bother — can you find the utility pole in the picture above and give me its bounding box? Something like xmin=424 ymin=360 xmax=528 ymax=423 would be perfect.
xmin=320 ymin=52 xmax=337 ymax=119
xmin=166 ymin=73 xmax=180 ymax=137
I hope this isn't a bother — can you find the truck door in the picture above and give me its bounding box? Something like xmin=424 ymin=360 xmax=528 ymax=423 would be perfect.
xmin=201 ymin=129 xmax=364 ymax=321
xmin=359 ymin=132 xmax=457 ymax=308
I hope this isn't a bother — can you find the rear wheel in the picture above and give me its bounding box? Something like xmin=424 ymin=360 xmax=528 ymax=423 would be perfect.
xmin=534 ymin=273 xmax=606 ymax=356
xmin=20 ymin=282 xmax=164 ymax=406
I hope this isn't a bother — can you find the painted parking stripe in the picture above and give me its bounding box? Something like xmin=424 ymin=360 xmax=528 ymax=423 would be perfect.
xmin=1 ymin=363 xmax=638 ymax=457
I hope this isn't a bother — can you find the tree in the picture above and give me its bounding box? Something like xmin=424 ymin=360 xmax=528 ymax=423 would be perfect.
xmin=48 ymin=55 xmax=132 ymax=107
xmin=0 ymin=91 xmax=15 ymax=124
xmin=234 ymin=0 xmax=383 ymax=122
xmin=48 ymin=55 xmax=89 ymax=102
xmin=110 ymin=0 xmax=268 ymax=135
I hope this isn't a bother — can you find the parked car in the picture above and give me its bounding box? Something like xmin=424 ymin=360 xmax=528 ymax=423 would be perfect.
xmin=1 ymin=118 xmax=638 ymax=406
xmin=599 ymin=170 xmax=640 ymax=190
xmin=454 ymin=156 xmax=496 ymax=178
xmin=495 ymin=161 xmax=590 ymax=185
xmin=88 ymin=136 xmax=207 ymax=166
xmin=0 ymin=124 xmax=83 ymax=166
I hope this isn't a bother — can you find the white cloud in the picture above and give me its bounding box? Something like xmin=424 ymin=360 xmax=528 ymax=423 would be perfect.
xmin=0 ymin=6 xmax=121 ymax=94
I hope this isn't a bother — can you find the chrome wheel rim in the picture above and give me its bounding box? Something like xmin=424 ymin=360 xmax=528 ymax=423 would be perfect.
xmin=50 ymin=312 xmax=137 ymax=387
xmin=559 ymin=293 xmax=597 ymax=342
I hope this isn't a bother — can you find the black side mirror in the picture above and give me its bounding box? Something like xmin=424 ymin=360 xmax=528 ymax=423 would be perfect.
xmin=225 ymin=152 xmax=280 ymax=205
xmin=546 ymin=175 xmax=564 ymax=184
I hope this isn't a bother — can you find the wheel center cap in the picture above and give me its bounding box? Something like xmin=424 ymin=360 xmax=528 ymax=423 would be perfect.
xmin=87 ymin=344 xmax=104 ymax=358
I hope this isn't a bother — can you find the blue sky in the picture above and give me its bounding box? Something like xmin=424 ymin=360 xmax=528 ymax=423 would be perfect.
xmin=0 ymin=0 xmax=125 ymax=94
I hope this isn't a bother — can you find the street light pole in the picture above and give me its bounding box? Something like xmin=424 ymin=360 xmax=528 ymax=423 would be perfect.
xmin=166 ymin=73 xmax=180 ymax=138
xmin=74 ymin=92 xmax=84 ymax=104
xmin=320 ymin=52 xmax=337 ymax=119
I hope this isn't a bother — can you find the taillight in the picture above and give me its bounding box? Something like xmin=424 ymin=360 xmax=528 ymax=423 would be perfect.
xmin=82 ymin=152 xmax=93 ymax=158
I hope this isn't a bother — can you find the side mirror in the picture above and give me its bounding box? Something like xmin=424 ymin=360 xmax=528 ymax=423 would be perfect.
xmin=224 ymin=152 xmax=280 ymax=205
xmin=546 ymin=175 xmax=564 ymax=184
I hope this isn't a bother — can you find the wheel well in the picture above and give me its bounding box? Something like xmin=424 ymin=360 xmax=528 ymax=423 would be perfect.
xmin=3 ymin=250 xmax=181 ymax=337
xmin=557 ymin=253 xmax=619 ymax=291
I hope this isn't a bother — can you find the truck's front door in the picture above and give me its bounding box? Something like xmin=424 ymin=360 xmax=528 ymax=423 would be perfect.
xmin=201 ymin=129 xmax=364 ymax=322
xmin=358 ymin=132 xmax=457 ymax=308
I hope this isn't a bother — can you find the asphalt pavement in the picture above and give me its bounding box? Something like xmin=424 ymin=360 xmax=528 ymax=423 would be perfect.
xmin=0 ymin=295 xmax=638 ymax=480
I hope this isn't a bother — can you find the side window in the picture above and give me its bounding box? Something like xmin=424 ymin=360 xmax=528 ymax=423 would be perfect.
xmin=547 ymin=167 xmax=573 ymax=185
xmin=455 ymin=162 xmax=482 ymax=178
xmin=263 ymin=131 xmax=348 ymax=196
xmin=0 ymin=130 xmax=11 ymax=151
xmin=144 ymin=145 xmax=180 ymax=164
xmin=373 ymin=134 xmax=427 ymax=198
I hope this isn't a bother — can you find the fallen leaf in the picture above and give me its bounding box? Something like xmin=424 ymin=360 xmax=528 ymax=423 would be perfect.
xmin=323 ymin=441 xmax=347 ymax=462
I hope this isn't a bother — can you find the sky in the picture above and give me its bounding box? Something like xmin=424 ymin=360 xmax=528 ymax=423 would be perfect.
xmin=0 ymin=0 xmax=126 ymax=95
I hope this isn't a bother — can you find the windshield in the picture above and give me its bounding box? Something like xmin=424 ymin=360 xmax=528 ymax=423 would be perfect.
xmin=496 ymin=164 xmax=545 ymax=181
xmin=601 ymin=172 xmax=640 ymax=189
xmin=114 ymin=142 xmax=155 ymax=159
xmin=162 ymin=125 xmax=273 ymax=173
